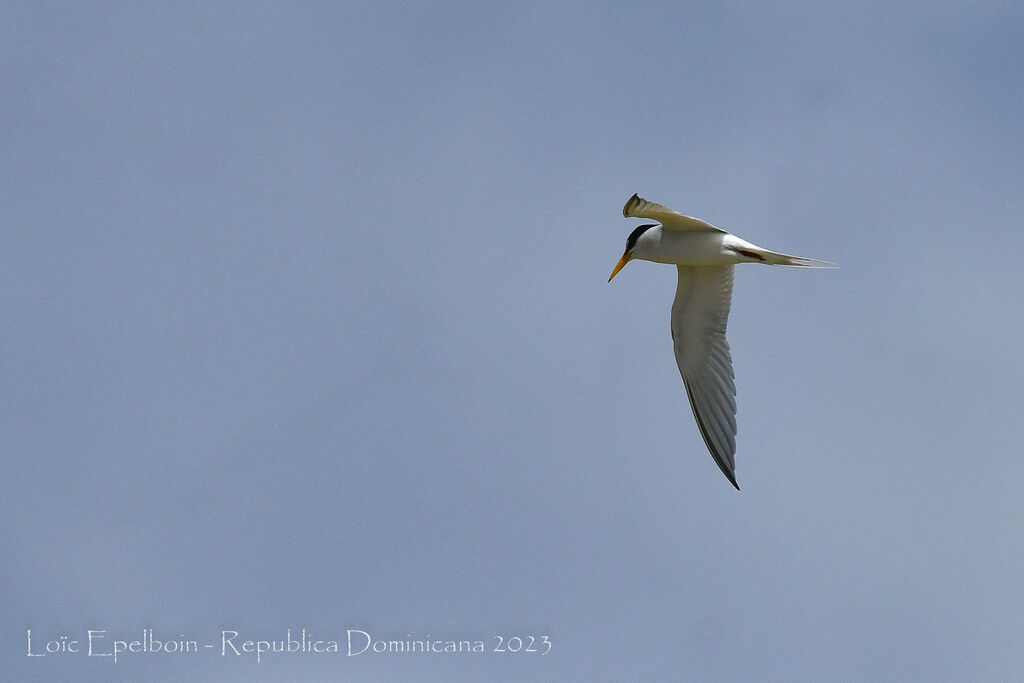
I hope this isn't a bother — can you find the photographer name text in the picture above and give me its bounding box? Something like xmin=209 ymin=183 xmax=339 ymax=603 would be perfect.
xmin=26 ymin=629 xmax=551 ymax=663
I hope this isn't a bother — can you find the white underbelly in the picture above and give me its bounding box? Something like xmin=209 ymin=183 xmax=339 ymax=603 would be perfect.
xmin=651 ymin=231 xmax=735 ymax=266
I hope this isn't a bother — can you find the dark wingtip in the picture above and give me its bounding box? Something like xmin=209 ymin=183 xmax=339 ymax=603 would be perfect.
xmin=623 ymin=193 xmax=640 ymax=217
xmin=683 ymin=378 xmax=740 ymax=492
xmin=721 ymin=465 xmax=740 ymax=490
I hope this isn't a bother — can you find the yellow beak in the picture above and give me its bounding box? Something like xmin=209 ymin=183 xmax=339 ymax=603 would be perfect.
xmin=608 ymin=253 xmax=631 ymax=282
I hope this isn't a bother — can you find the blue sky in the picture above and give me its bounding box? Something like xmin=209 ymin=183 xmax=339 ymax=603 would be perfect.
xmin=4 ymin=2 xmax=1023 ymax=680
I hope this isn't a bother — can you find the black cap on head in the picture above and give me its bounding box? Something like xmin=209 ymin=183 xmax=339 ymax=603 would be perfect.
xmin=625 ymin=224 xmax=657 ymax=253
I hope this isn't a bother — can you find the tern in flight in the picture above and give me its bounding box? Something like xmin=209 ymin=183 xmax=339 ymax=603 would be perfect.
xmin=609 ymin=194 xmax=834 ymax=489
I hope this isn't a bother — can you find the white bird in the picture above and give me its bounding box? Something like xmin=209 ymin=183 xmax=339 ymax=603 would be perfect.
xmin=609 ymin=194 xmax=833 ymax=489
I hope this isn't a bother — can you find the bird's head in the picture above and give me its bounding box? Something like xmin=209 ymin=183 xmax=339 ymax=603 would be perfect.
xmin=608 ymin=223 xmax=658 ymax=281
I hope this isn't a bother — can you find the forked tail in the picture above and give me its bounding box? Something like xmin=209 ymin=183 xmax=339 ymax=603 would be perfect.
xmin=756 ymin=249 xmax=837 ymax=268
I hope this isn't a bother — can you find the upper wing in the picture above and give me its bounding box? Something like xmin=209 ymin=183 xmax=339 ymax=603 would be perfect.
xmin=671 ymin=265 xmax=739 ymax=489
xmin=623 ymin=193 xmax=725 ymax=233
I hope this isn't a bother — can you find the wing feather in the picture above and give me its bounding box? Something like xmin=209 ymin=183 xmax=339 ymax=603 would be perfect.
xmin=623 ymin=193 xmax=725 ymax=233
xmin=671 ymin=265 xmax=739 ymax=489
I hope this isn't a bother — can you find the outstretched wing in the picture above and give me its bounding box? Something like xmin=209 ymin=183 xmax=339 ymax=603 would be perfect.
xmin=623 ymin=193 xmax=725 ymax=233
xmin=671 ymin=265 xmax=739 ymax=489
